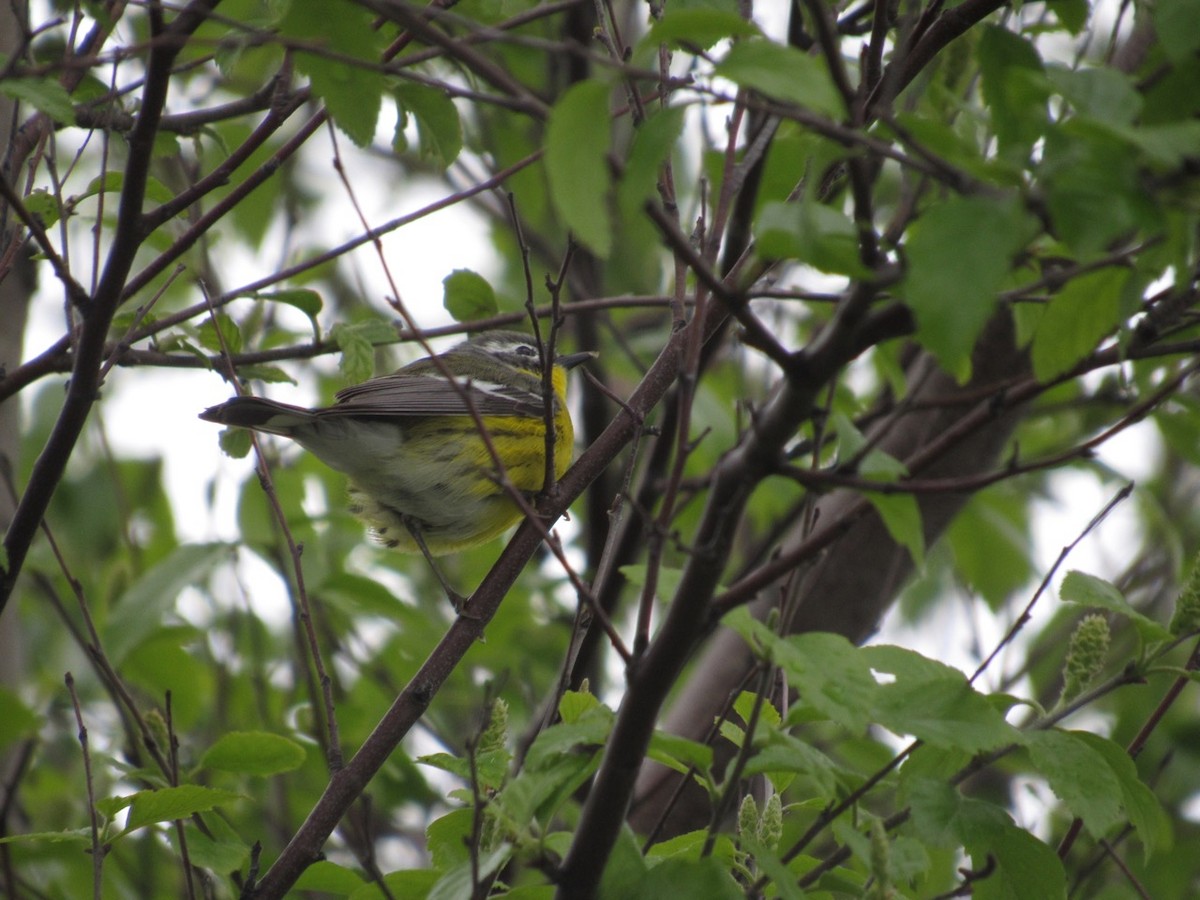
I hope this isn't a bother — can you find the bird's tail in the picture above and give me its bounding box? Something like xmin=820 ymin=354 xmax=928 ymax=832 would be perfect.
xmin=199 ymin=396 xmax=317 ymax=436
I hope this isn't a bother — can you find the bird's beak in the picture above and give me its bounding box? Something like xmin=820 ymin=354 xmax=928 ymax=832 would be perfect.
xmin=557 ymin=350 xmax=597 ymax=370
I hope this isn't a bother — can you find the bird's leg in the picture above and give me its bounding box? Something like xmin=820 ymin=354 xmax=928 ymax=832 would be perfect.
xmin=402 ymin=516 xmax=471 ymax=614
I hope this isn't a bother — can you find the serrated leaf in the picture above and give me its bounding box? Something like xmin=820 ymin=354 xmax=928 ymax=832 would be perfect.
xmin=714 ymin=39 xmax=845 ymax=118
xmin=442 ymin=268 xmax=498 ymax=322
xmin=907 ymin=778 xmax=1011 ymax=848
xmin=742 ymin=731 xmax=843 ymax=799
xmin=863 ymin=646 xmax=1022 ymax=752
xmin=901 ymin=194 xmax=1035 ymax=381
xmin=972 ymin=824 xmax=1067 ymax=900
xmin=280 ymin=0 xmax=384 ymax=146
xmin=0 ymin=77 xmax=75 ymax=123
xmin=558 ymin=689 xmax=600 ymax=724
xmin=1060 ymin=570 xmax=1172 ymax=642
xmin=725 ymin=609 xmax=877 ymax=732
xmin=545 ymin=79 xmax=613 ymax=257
xmin=201 ymin=731 xmax=306 ymax=776
xmin=417 ymin=748 xmax=509 ymax=790
xmin=235 ymin=365 xmax=297 ymax=385
xmin=1031 ymin=268 xmax=1128 ymax=382
xmin=1070 ymin=731 xmax=1172 ymax=860
xmin=198 ymin=312 xmax=243 ymax=354
xmin=1025 ymin=729 xmax=1123 ymax=839
xmin=331 ymin=320 xmax=396 ymax=383
xmin=120 ymin=785 xmax=242 ymax=836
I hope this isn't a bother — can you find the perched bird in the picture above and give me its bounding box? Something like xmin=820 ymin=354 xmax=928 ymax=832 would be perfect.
xmin=200 ymin=330 xmax=592 ymax=601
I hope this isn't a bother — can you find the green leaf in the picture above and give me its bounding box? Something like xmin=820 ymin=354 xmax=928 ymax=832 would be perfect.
xmin=523 ymin=705 xmax=613 ymax=771
xmin=947 ymin=487 xmax=1034 ymax=609
xmin=394 ymin=83 xmax=463 ymax=167
xmin=643 ymin=8 xmax=761 ymax=52
xmin=0 ymin=687 xmax=40 ymax=751
xmin=104 ymin=543 xmax=232 ymax=662
xmin=1040 ymin=121 xmax=1152 ymax=256
xmin=901 ymin=194 xmax=1035 ymax=381
xmin=1024 ymin=729 xmax=1123 ymax=839
xmin=235 ymin=364 xmax=297 ymax=385
xmin=200 ymin=731 xmax=307 ymax=776
xmin=725 ymin=610 xmax=877 ymax=732
xmin=617 ymin=106 xmax=686 ymax=221
xmin=558 ymin=689 xmax=600 ymax=724
xmin=253 ymin=289 xmax=323 ymax=338
xmin=1053 ymin=0 xmax=1090 ymax=33
xmin=198 ymin=312 xmax=243 ymax=354
xmin=0 ymin=77 xmax=75 ymax=123
xmin=628 ymin=856 xmax=741 ymax=899
xmin=428 ymin=846 xmax=512 ymax=900
xmin=647 ymin=731 xmax=714 ymax=776
xmin=1070 ymin=731 xmax=1172 ymax=860
xmin=1059 ymin=570 xmax=1172 ymax=642
xmin=545 ymin=79 xmax=613 ymax=257
xmin=426 ymin=808 xmax=473 ymax=870
xmin=281 ymin=0 xmax=384 ymax=146
xmin=865 ymin=491 xmax=925 ymax=570
xmin=171 ymin=825 xmax=250 ymax=876
xmin=119 ymin=785 xmax=242 ymax=837
xmin=1031 ymin=267 xmax=1129 ymax=382
xmin=978 ymin=26 xmax=1048 ymax=156
xmin=619 ymin=564 xmax=685 ymax=602
xmin=863 ymin=646 xmax=1022 ymax=752
xmin=756 ymin=200 xmax=867 ymax=276
xmin=23 ymin=189 xmax=61 ymax=227
xmin=441 ymin=268 xmax=498 ymax=322
xmin=741 ymin=730 xmax=844 ymax=799
xmin=909 ymin=773 xmax=1066 ymax=898
xmin=218 ymin=426 xmax=253 ymax=458
xmin=906 ymin=778 xmax=1011 ymax=849
xmin=972 ymin=825 xmax=1067 ymax=900
xmin=0 ymin=829 xmax=92 ymax=846
xmin=294 ymin=860 xmax=368 ymax=894
xmin=1048 ymin=66 xmax=1142 ymax=126
xmin=347 ymin=869 xmax=439 ymax=900
xmin=714 ymin=39 xmax=845 ymax=118
xmin=1154 ymin=0 xmax=1200 ymax=63
xmin=331 ymin=319 xmax=397 ymax=383
xmin=79 ymin=171 xmax=123 ymax=201
xmin=418 ymin=748 xmax=510 ymax=790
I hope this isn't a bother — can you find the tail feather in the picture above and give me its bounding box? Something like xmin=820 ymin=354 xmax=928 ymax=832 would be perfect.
xmin=199 ymin=396 xmax=317 ymax=435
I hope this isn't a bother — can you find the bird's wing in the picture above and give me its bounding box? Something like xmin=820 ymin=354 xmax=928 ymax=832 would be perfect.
xmin=327 ymin=374 xmax=544 ymax=418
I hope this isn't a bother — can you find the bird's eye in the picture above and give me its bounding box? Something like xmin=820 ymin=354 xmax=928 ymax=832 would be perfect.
xmin=516 ymin=344 xmax=538 ymax=357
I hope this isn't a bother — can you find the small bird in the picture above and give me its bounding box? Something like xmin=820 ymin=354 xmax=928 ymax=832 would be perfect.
xmin=200 ymin=330 xmax=592 ymax=601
